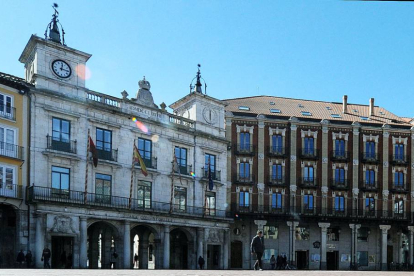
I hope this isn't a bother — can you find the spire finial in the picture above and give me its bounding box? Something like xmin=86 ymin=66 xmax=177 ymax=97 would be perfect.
xmin=189 ymin=64 xmax=207 ymax=94
xmin=44 ymin=3 xmax=66 ymax=45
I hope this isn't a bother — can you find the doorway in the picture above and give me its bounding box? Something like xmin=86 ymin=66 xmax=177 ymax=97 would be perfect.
xmin=387 ymin=245 xmax=393 ymax=269
xmin=327 ymin=251 xmax=339 ymax=270
xmin=295 ymin=250 xmax=309 ymax=270
xmin=51 ymin=236 xmax=74 ymax=268
xmin=170 ymin=229 xmax=188 ymax=269
xmin=0 ymin=204 xmax=16 ymax=268
xmin=207 ymin=245 xmax=220 ymax=269
xmin=230 ymin=241 xmax=242 ymax=268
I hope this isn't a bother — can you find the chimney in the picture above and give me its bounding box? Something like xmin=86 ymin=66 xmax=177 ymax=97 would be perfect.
xmin=369 ymin=98 xmax=374 ymax=116
xmin=342 ymin=95 xmax=348 ymax=113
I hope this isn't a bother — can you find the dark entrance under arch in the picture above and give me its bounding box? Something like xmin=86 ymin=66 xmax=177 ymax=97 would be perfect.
xmin=87 ymin=222 xmax=119 ymax=269
xmin=131 ymin=225 xmax=157 ymax=269
xmin=0 ymin=204 xmax=17 ymax=268
xmin=170 ymin=228 xmax=189 ymax=269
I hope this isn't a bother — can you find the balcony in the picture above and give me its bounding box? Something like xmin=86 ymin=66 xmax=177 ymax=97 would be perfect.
xmin=27 ymin=186 xmax=229 ymax=218
xmin=330 ymin=179 xmax=350 ymax=190
xmin=360 ymin=181 xmax=378 ymax=192
xmin=390 ymin=183 xmax=409 ymax=193
xmin=96 ymin=148 xmax=118 ymax=162
xmin=361 ymin=152 xmax=380 ymax=164
xmin=331 ymin=150 xmax=350 ymax=162
xmin=0 ymin=142 xmax=24 ymax=160
xmin=46 ymin=135 xmax=77 ymax=154
xmin=390 ymin=154 xmax=409 ymax=166
xmin=141 ymin=157 xmax=157 ymax=170
xmin=0 ymin=183 xmax=23 ymax=199
xmin=202 ymin=168 xmax=221 ymax=181
xmin=0 ymin=105 xmax=16 ymax=121
xmin=234 ymin=144 xmax=256 ymax=156
xmin=299 ymin=149 xmax=319 ymax=160
xmin=267 ymin=146 xmax=287 ymax=158
xmin=298 ymin=177 xmax=318 ymax=188
xmin=174 ymin=164 xmax=192 ymax=175
xmin=234 ymin=174 xmax=255 ymax=185
xmin=268 ymin=175 xmax=285 ymax=186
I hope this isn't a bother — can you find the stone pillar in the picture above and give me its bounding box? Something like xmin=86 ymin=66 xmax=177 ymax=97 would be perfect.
xmin=257 ymin=117 xmax=265 ymax=212
xmin=223 ymin=229 xmax=229 ymax=269
xmin=352 ymin=123 xmax=360 ymax=212
xmin=197 ymin=228 xmax=204 ymax=268
xmin=321 ymin=121 xmax=329 ymax=212
xmin=383 ymin=126 xmax=390 ymax=212
xmin=79 ymin=217 xmax=88 ymax=269
xmin=318 ymin=222 xmax=330 ymax=270
xmin=289 ymin=118 xmax=298 ymax=211
xmin=123 ymin=221 xmax=131 ymax=269
xmin=35 ymin=213 xmax=44 ymax=268
xmin=349 ymin=223 xmax=361 ymax=268
xmin=380 ymin=225 xmax=391 ymax=270
xmin=226 ymin=112 xmax=233 ymax=213
xmin=163 ymin=225 xmax=170 ymax=269
xmin=287 ymin=221 xmax=299 ymax=265
xmin=140 ymin=236 xmax=149 ymax=269
xmin=409 ymin=226 xmax=414 ymax=266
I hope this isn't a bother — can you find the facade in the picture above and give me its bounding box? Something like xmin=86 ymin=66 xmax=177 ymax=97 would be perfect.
xmin=0 ymin=72 xmax=31 ymax=267
xmin=225 ymin=95 xmax=414 ymax=271
xmin=18 ymin=11 xmax=231 ymax=269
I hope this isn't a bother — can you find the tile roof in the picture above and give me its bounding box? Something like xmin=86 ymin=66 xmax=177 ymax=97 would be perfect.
xmin=224 ymin=95 xmax=411 ymax=127
xmin=0 ymin=71 xmax=32 ymax=91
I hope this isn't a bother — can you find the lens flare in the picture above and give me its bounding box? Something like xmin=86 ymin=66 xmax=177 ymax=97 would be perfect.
xmin=151 ymin=134 xmax=159 ymax=143
xmin=190 ymin=171 xmax=196 ymax=177
xmin=75 ymin=64 xmax=91 ymax=80
xmin=131 ymin=117 xmax=148 ymax=133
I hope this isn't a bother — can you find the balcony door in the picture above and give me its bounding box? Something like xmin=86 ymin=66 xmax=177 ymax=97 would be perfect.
xmin=0 ymin=126 xmax=16 ymax=158
xmin=0 ymin=165 xmax=15 ymax=197
xmin=52 ymin=118 xmax=71 ymax=152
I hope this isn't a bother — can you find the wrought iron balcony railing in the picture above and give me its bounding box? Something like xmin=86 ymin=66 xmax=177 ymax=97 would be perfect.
xmin=0 ymin=105 xmax=16 ymax=121
xmin=0 ymin=142 xmax=24 ymax=160
xmin=267 ymin=146 xmax=287 ymax=158
xmin=96 ymin=148 xmax=118 ymax=162
xmin=202 ymin=168 xmax=221 ymax=181
xmin=361 ymin=152 xmax=380 ymax=163
xmin=268 ymin=175 xmax=285 ymax=186
xmin=234 ymin=144 xmax=256 ymax=156
xmin=390 ymin=183 xmax=409 ymax=193
xmin=140 ymin=157 xmax=157 ymax=170
xmin=299 ymin=149 xmax=319 ymax=160
xmin=331 ymin=150 xmax=350 ymax=162
xmin=174 ymin=164 xmax=192 ymax=175
xmin=46 ymin=135 xmax=77 ymax=154
xmin=0 ymin=183 xmax=23 ymax=199
xmin=390 ymin=154 xmax=409 ymax=165
xmin=360 ymin=181 xmax=378 ymax=191
xmin=298 ymin=177 xmax=318 ymax=188
xmin=330 ymin=179 xmax=350 ymax=190
xmin=234 ymin=174 xmax=255 ymax=184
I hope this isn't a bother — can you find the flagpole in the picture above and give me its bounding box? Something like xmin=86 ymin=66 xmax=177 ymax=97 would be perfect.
xmin=204 ymin=161 xmax=210 ymax=216
xmin=84 ymin=129 xmax=90 ymax=204
xmin=170 ymin=148 xmax=175 ymax=213
xmin=129 ymin=139 xmax=135 ymax=209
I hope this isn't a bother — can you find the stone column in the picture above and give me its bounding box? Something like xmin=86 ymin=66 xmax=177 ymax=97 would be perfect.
xmin=140 ymin=236 xmax=149 ymax=269
xmin=349 ymin=223 xmax=361 ymax=268
xmin=257 ymin=117 xmax=265 ymax=212
xmin=380 ymin=225 xmax=391 ymax=270
xmin=35 ymin=213 xmax=44 ymax=268
xmin=383 ymin=126 xmax=390 ymax=212
xmin=123 ymin=221 xmax=131 ymax=269
xmin=318 ymin=222 xmax=330 ymax=270
xmin=79 ymin=217 xmax=88 ymax=269
xmin=223 ymin=229 xmax=229 ymax=269
xmin=287 ymin=221 xmax=299 ymax=265
xmin=321 ymin=121 xmax=329 ymax=213
xmin=163 ymin=225 xmax=170 ymax=269
xmin=409 ymin=226 xmax=414 ymax=266
xmin=352 ymin=123 xmax=360 ymax=212
xmin=289 ymin=118 xmax=298 ymax=212
xmin=197 ymin=228 xmax=204 ymax=268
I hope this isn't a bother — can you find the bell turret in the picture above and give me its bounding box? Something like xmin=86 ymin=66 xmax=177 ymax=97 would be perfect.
xmin=189 ymin=64 xmax=207 ymax=94
xmin=44 ymin=3 xmax=66 ymax=45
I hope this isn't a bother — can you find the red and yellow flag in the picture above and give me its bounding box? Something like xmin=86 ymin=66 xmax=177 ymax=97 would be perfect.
xmin=134 ymin=144 xmax=148 ymax=176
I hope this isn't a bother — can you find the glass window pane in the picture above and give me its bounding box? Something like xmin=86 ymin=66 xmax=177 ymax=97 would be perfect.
xmin=61 ymin=174 xmax=69 ymax=190
xmin=52 ymin=173 xmax=60 ymax=189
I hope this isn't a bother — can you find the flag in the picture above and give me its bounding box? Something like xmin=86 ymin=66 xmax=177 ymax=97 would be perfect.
xmin=208 ymin=164 xmax=214 ymax=191
xmin=89 ymin=136 xmax=98 ymax=167
xmin=134 ymin=144 xmax=148 ymax=176
xmin=173 ymin=154 xmax=180 ymax=174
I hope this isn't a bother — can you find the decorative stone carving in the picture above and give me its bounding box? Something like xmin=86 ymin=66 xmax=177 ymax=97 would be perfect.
xmin=382 ymin=190 xmax=389 ymax=197
xmin=322 ymin=157 xmax=328 ymax=164
xmin=353 ymin=159 xmax=359 ymax=166
xmin=290 ymin=155 xmax=297 ymax=162
xmin=352 ymin=188 xmax=359 ymax=197
xmin=50 ymin=215 xmax=76 ymax=234
xmin=207 ymin=229 xmax=220 ymax=243
xmin=290 ymin=185 xmax=297 ymax=193
xmin=383 ymin=161 xmax=389 ymax=168
xmin=321 ymin=186 xmax=329 ymax=195
xmin=379 ymin=225 xmax=391 ymax=235
xmin=258 ymin=153 xmax=264 ymax=160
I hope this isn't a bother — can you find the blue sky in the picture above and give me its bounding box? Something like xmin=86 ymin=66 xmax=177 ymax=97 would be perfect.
xmin=1 ymin=0 xmax=413 ymax=117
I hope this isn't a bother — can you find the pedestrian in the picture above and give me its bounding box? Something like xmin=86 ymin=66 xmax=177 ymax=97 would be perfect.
xmin=198 ymin=255 xmax=205 ymax=269
xmin=110 ymin=248 xmax=118 ymax=269
xmin=270 ymin=255 xmax=276 ymax=270
xmin=41 ymin=247 xmax=51 ymax=269
xmin=282 ymin=254 xmax=287 ymax=269
xmin=16 ymin=250 xmax=25 ymax=268
xmin=60 ymin=250 xmax=66 ymax=268
xmin=276 ymin=254 xmax=282 ymax=270
xmin=250 ymin=230 xmax=265 ymax=271
xmin=25 ymin=250 xmax=32 ymax=268
xmin=134 ymin=253 xmax=138 ymax=268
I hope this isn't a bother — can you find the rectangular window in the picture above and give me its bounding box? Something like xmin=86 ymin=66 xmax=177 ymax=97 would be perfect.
xmin=357 ymin=228 xmax=369 ymax=242
xmin=335 ymin=139 xmax=345 ymax=157
xmin=137 ymin=180 xmax=151 ymax=209
xmin=272 ymin=193 xmax=282 ymax=209
xmin=327 ymin=228 xmax=340 ymax=241
xmin=272 ymin=135 xmax=283 ymax=153
xmin=239 ymin=191 xmax=249 ymax=207
xmin=357 ymin=251 xmax=369 ymax=266
xmin=205 ymin=191 xmax=216 ymax=216
xmin=240 ymin=132 xmax=250 ymax=150
xmin=272 ymin=164 xmax=282 ymax=181
xmin=239 ymin=162 xmax=250 ymax=178
xmin=365 ymin=198 xmax=375 ymax=212
xmin=304 ymin=137 xmax=314 ymax=155
xmin=365 ymin=141 xmax=375 ymax=158
xmin=335 ymin=168 xmax=345 ymax=184
xmin=395 ymin=144 xmax=404 ymax=160
xmin=175 ymin=146 xmax=187 ymax=173
xmin=304 ymin=166 xmax=314 ymax=182
xmin=394 ymin=200 xmax=404 ymax=214
xmin=263 ymin=226 xmax=278 ymax=239
xmin=51 ymin=166 xmax=70 ymax=190
xmin=0 ymin=165 xmax=16 ymax=197
xmin=334 ymin=196 xmax=345 ymax=211
xmin=0 ymin=93 xmax=13 ymax=118
xmin=96 ymin=128 xmax=112 ymax=151
xmin=205 ymin=153 xmax=216 ymax=179
xmin=52 ymin=118 xmax=70 ymax=142
xmin=0 ymin=126 xmax=16 ymax=158
xmin=304 ymin=195 xmax=314 ymax=210
xmin=395 ymin=171 xmax=404 ymax=186
xmin=365 ymin=170 xmax=375 ymax=186
xmin=138 ymin=138 xmax=152 ymax=160
xmin=95 ymin=173 xmax=111 ymax=204
xmin=174 ymin=186 xmax=187 ymax=212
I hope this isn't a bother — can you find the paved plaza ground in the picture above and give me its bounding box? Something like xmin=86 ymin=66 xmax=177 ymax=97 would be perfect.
xmin=0 ymin=270 xmax=413 ymax=276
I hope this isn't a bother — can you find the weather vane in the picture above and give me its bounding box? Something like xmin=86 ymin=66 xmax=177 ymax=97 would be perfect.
xmin=189 ymin=64 xmax=207 ymax=94
xmin=44 ymin=3 xmax=66 ymax=46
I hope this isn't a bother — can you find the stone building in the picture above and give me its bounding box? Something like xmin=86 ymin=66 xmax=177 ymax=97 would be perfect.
xmin=18 ymin=10 xmax=231 ymax=269
xmin=225 ymin=95 xmax=414 ymax=271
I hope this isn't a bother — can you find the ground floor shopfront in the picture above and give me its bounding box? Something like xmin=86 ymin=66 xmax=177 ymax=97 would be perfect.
xmin=30 ymin=204 xmax=231 ymax=269
xmin=230 ymin=218 xmax=414 ymax=271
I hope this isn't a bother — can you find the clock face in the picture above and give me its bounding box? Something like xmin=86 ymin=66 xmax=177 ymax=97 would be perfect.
xmin=52 ymin=60 xmax=72 ymax=78
xmin=202 ymin=107 xmax=217 ymax=125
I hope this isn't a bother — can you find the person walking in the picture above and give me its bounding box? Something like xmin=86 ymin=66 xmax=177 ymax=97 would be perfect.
xmin=250 ymin=230 xmax=265 ymax=271
xmin=110 ymin=248 xmax=118 ymax=269
xmin=133 ymin=253 xmax=138 ymax=268
xmin=198 ymin=256 xmax=205 ymax=269
xmin=282 ymin=254 xmax=287 ymax=269
xmin=270 ymin=255 xmax=276 ymax=270
xmin=16 ymin=250 xmax=25 ymax=268
xmin=25 ymin=250 xmax=32 ymax=268
xmin=41 ymin=247 xmax=51 ymax=269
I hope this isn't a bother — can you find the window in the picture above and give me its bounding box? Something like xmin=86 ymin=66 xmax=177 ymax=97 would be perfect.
xmin=331 ymin=114 xmax=341 ymax=118
xmin=0 ymin=165 xmax=15 ymax=197
xmin=95 ymin=173 xmax=111 ymax=204
xmin=395 ymin=171 xmax=404 ymax=187
xmin=272 ymin=135 xmax=283 ymax=153
xmin=365 ymin=198 xmax=375 ymax=212
xmin=270 ymin=109 xmax=281 ymax=113
xmin=357 ymin=228 xmax=369 ymax=242
xmin=51 ymin=166 xmax=70 ymax=190
xmin=52 ymin=118 xmax=70 ymax=142
xmin=298 ymin=104 xmax=304 ymax=108
xmin=205 ymin=191 xmax=216 ymax=216
xmin=238 ymin=106 xmax=250 ymax=111
xmin=271 ymin=164 xmax=282 ymax=181
xmin=138 ymin=138 xmax=152 ymax=161
xmin=175 ymin=146 xmax=187 ymax=173
xmin=357 ymin=251 xmax=368 ymax=266
xmin=304 ymin=166 xmax=314 ymax=182
xmin=304 ymin=195 xmax=314 ymax=210
xmin=239 ymin=162 xmax=250 ymax=179
xmin=365 ymin=170 xmax=375 ymax=186
xmin=240 ymin=132 xmax=250 ymax=151
xmin=395 ymin=144 xmax=404 ymax=160
xmin=0 ymin=126 xmax=16 ymax=158
xmin=174 ymin=186 xmax=187 ymax=211
xmin=205 ymin=153 xmax=216 ymax=179
xmin=239 ymin=191 xmax=249 ymax=207
xmin=272 ymin=193 xmax=282 ymax=209
xmin=334 ymin=196 xmax=345 ymax=212
xmin=360 ymin=116 xmax=369 ymax=121
xmin=304 ymin=137 xmax=314 ymax=155
xmin=295 ymin=227 xmax=310 ymax=240
xmin=96 ymin=128 xmax=112 ymax=151
xmin=326 ymin=106 xmax=332 ymax=110
xmin=264 ymin=226 xmax=278 ymax=239
xmin=327 ymin=228 xmax=339 ymax=241
xmin=335 ymin=168 xmax=345 ymax=184
xmin=365 ymin=141 xmax=375 ymax=158
xmin=0 ymin=93 xmax=13 ymax=118
xmin=137 ymin=180 xmax=151 ymax=209
xmin=335 ymin=139 xmax=345 ymax=157
xmin=269 ymin=101 xmax=275 ymax=105
xmin=394 ymin=200 xmax=404 ymax=214
xmin=301 ymin=111 xmax=312 ymax=116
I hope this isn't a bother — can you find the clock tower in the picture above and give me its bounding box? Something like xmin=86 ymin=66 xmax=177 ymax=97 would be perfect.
xmin=18 ymin=5 xmax=92 ymax=92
